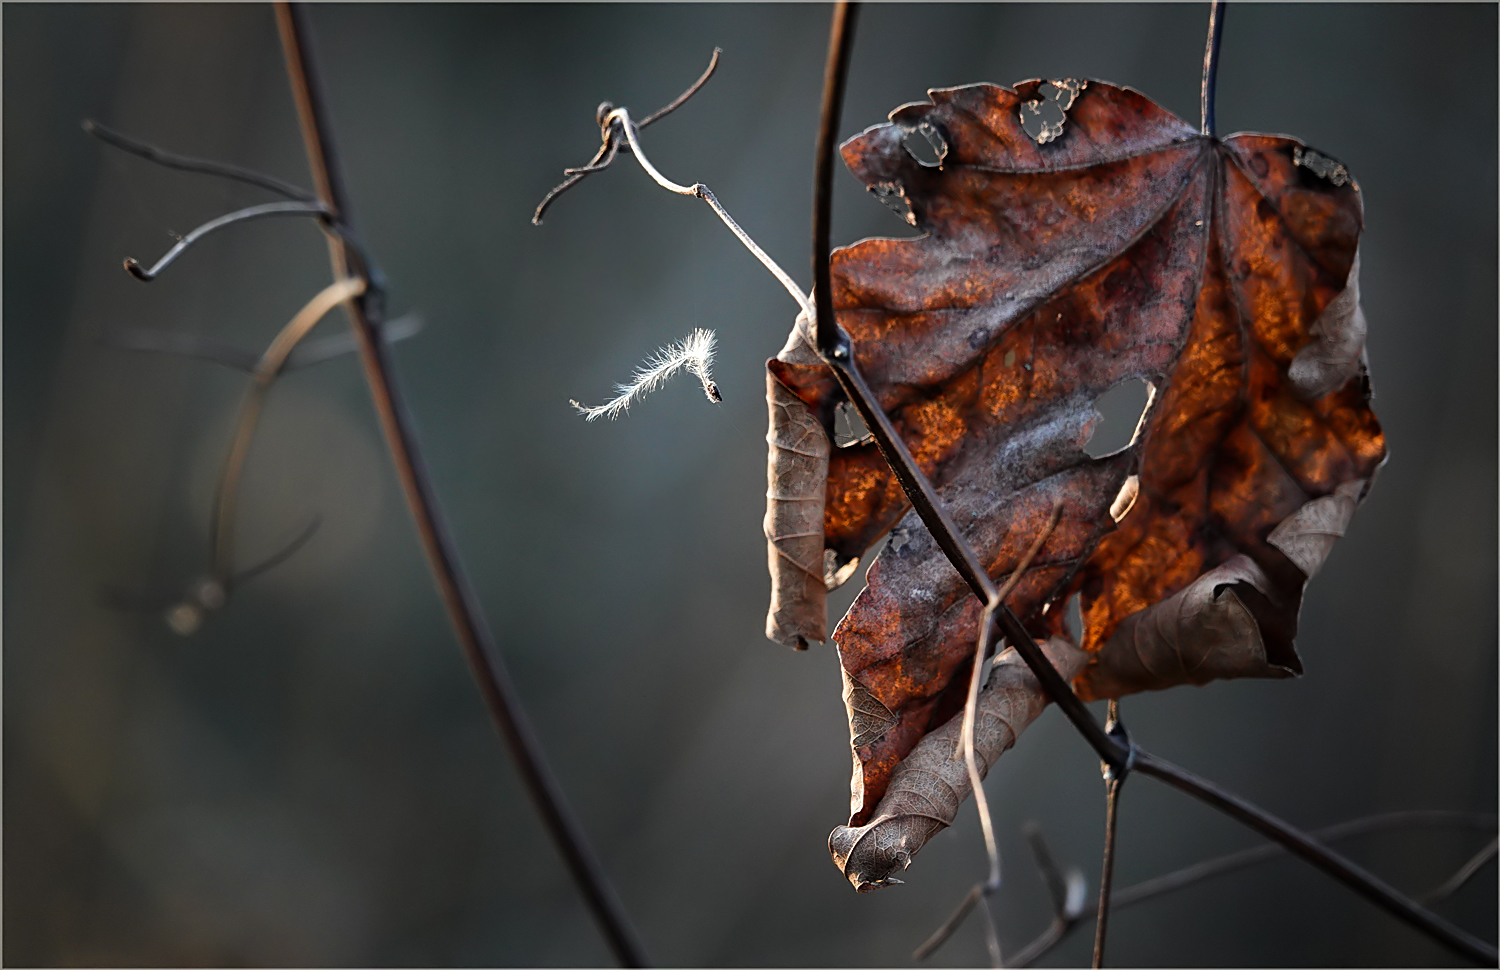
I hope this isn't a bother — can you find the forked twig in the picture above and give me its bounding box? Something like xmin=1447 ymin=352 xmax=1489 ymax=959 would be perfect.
xmin=533 ymin=48 xmax=721 ymax=224
xmin=1009 ymin=810 xmax=1499 ymax=967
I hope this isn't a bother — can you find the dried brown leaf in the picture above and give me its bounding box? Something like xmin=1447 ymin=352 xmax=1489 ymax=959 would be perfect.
xmin=830 ymin=637 xmax=1088 ymax=891
xmin=759 ymin=78 xmax=1385 ymax=875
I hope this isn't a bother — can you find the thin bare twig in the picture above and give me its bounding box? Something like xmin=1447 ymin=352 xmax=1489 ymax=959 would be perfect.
xmin=1011 ymin=810 xmax=1499 ymax=967
xmin=1421 ymin=836 xmax=1498 ymax=905
xmin=229 ymin=514 xmax=322 ymax=587
xmin=210 ymin=277 xmax=366 ymax=582
xmin=123 ymin=200 xmax=330 ymax=281
xmin=101 ymin=314 xmax=423 ymax=373
xmin=83 ymin=118 xmax=317 ymax=201
xmin=609 ymin=105 xmax=814 ymax=320
xmin=638 ymin=48 xmax=722 ymax=127
xmin=915 ymin=884 xmax=984 ymax=963
xmin=976 ymin=889 xmax=1004 ymax=969
xmin=1005 ymin=824 xmax=1087 ymax=967
xmin=274 ymin=5 xmax=647 ymax=965
xmin=921 ymin=501 xmax=1065 ymax=964
xmin=1093 ymin=712 xmax=1124 ymax=968
xmin=1135 ymin=751 xmax=1495 ymax=964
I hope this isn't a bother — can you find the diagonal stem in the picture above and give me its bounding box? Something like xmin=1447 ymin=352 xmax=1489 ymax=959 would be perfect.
xmin=274 ymin=5 xmax=647 ymax=966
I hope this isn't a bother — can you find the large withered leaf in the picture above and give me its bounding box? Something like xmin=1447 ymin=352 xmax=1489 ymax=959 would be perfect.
xmin=761 ymin=79 xmax=1384 ymax=852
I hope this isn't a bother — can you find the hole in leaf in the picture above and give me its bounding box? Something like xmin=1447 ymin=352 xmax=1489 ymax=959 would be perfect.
xmin=870 ymin=181 xmax=916 ymax=225
xmin=1065 ymin=593 xmax=1083 ymax=644
xmin=1085 ymin=377 xmax=1152 ymax=458
xmin=834 ymin=400 xmax=872 ymax=447
xmin=1020 ymin=79 xmax=1085 ymax=145
xmin=901 ymin=122 xmax=947 ymax=167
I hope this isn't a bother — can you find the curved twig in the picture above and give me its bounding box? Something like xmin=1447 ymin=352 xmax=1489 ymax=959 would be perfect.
xmin=124 ymin=200 xmax=330 ymax=281
xmin=638 ymin=48 xmax=721 ymax=128
xmin=83 ymin=118 xmax=317 ymax=201
xmin=1422 ymin=836 xmax=1498 ymax=905
xmin=531 ymin=48 xmax=720 ymax=225
xmin=210 ymin=277 xmax=366 ymax=583
xmin=230 ymin=515 xmax=323 ymax=588
xmin=609 ymin=106 xmax=814 ymax=320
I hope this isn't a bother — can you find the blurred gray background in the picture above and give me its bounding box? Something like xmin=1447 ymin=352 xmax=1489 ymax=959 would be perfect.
xmin=5 ymin=4 xmax=1495 ymax=966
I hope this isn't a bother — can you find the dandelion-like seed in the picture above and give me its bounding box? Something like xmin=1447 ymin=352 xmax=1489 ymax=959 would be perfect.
xmin=571 ymin=328 xmax=721 ymax=421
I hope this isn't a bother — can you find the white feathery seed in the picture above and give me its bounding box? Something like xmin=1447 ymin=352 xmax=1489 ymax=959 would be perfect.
xmin=570 ymin=328 xmax=721 ymax=421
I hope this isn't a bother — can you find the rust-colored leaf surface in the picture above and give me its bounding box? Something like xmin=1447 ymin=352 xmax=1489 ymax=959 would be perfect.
xmin=761 ymin=79 xmax=1384 ymax=866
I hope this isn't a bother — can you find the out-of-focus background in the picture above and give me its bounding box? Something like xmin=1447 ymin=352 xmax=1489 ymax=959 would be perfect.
xmin=5 ymin=4 xmax=1495 ymax=966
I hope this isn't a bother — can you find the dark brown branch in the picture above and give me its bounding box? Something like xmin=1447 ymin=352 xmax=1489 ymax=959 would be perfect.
xmin=273 ymin=5 xmax=648 ymax=966
xmin=811 ymin=1 xmax=857 ymax=358
xmin=806 ymin=6 xmax=1494 ymax=965
xmin=83 ymin=118 xmax=317 ymax=201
